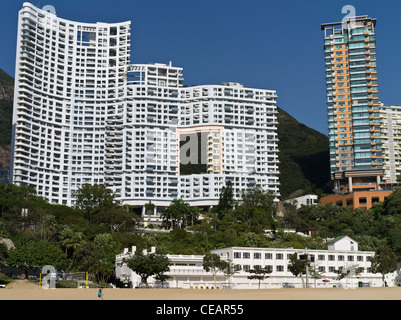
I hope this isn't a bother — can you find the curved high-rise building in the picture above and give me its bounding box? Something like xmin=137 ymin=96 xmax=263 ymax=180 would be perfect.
xmin=11 ymin=3 xmax=280 ymax=220
xmin=11 ymin=3 xmax=131 ymax=205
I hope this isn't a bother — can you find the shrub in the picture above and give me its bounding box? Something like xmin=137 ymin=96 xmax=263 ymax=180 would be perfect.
xmin=0 ymin=273 xmax=12 ymax=285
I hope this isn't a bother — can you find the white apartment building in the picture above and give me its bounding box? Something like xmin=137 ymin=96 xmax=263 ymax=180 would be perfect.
xmin=11 ymin=3 xmax=280 ymax=216
xmin=11 ymin=3 xmax=131 ymax=205
xmin=380 ymin=105 xmax=401 ymax=182
xmin=116 ymin=237 xmax=398 ymax=289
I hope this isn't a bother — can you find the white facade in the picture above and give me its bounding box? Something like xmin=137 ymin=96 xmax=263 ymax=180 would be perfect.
xmin=212 ymin=246 xmax=380 ymax=289
xmin=116 ymin=246 xmax=227 ymax=289
xmin=11 ymin=3 xmax=280 ymax=215
xmin=121 ymin=71 xmax=280 ymax=218
xmin=380 ymin=105 xmax=401 ymax=182
xmin=328 ymin=236 xmax=358 ymax=251
xmin=284 ymin=194 xmax=319 ymax=209
xmin=115 ymin=238 xmax=395 ymax=289
xmin=11 ymin=2 xmax=131 ymax=205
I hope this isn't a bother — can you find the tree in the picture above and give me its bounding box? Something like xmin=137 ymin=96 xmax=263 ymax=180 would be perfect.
xmin=0 ymin=243 xmax=8 ymax=265
xmin=76 ymin=233 xmax=118 ymax=285
xmin=287 ymin=253 xmax=308 ymax=288
xmin=308 ymin=264 xmax=324 ymax=288
xmin=161 ymin=199 xmax=197 ymax=229
xmin=59 ymin=227 xmax=86 ymax=271
xmin=247 ymin=266 xmax=271 ymax=289
xmin=202 ymin=253 xmax=229 ymax=288
xmin=154 ymin=272 xmax=171 ymax=288
xmin=91 ymin=206 xmax=138 ymax=233
xmin=214 ymin=180 xmax=235 ymax=219
xmin=7 ymin=240 xmax=67 ymax=277
xmin=370 ymin=246 xmax=398 ymax=287
xmin=74 ymin=184 xmax=115 ymax=221
xmin=153 ymin=253 xmax=172 ymax=288
xmin=240 ymin=186 xmax=276 ymax=213
xmin=335 ymin=265 xmax=364 ymax=288
xmin=279 ymin=202 xmax=299 ymax=229
xmin=187 ymin=206 xmax=200 ymax=228
xmin=38 ymin=215 xmax=59 ymax=242
xmin=144 ymin=201 xmax=155 ymax=216
xmin=0 ymin=184 xmax=40 ymax=203
xmin=223 ymin=259 xmax=240 ymax=289
xmin=383 ymin=189 xmax=401 ymax=216
xmin=123 ymin=249 xmax=170 ymax=288
xmin=235 ymin=187 xmax=277 ymax=231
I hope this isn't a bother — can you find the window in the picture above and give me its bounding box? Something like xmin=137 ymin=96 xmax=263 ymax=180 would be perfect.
xmin=276 ymin=266 xmax=284 ymax=272
xmin=265 ymin=253 xmax=273 ymax=259
xmin=338 ymin=255 xmax=344 ymax=261
xmin=328 ymin=255 xmax=335 ymax=261
xmin=234 ymin=252 xmax=241 ymax=259
xmin=254 ymin=253 xmax=261 ymax=259
xmin=265 ymin=265 xmax=273 ymax=272
xmin=372 ymin=197 xmax=380 ymax=205
xmin=243 ymin=252 xmax=250 ymax=259
xmin=348 ymin=256 xmax=354 ymax=261
xmin=276 ymin=253 xmax=283 ymax=260
xmin=318 ymin=255 xmax=326 ymax=261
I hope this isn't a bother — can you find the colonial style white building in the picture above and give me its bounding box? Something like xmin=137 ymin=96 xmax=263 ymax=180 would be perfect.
xmin=115 ymin=237 xmax=399 ymax=289
xmin=11 ymin=3 xmax=280 ymax=220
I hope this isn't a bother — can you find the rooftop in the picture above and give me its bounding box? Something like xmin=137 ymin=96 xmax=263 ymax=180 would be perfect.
xmin=321 ymin=15 xmax=377 ymax=30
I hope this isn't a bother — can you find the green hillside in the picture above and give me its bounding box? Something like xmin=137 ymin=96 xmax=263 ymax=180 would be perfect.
xmin=0 ymin=100 xmax=13 ymax=148
xmin=276 ymin=107 xmax=331 ymax=199
xmin=0 ymin=69 xmax=14 ymax=148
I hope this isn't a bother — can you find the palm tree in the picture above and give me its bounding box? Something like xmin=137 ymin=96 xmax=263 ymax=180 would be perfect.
xmin=59 ymin=227 xmax=86 ymax=271
xmin=161 ymin=199 xmax=192 ymax=229
xmin=144 ymin=201 xmax=155 ymax=216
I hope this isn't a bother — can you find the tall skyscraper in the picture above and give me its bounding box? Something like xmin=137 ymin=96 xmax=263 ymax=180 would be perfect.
xmin=322 ymin=16 xmax=381 ymax=175
xmin=11 ymin=3 xmax=280 ymax=218
xmin=319 ymin=15 xmax=397 ymax=210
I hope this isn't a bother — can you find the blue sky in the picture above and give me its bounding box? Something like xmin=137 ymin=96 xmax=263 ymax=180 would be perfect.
xmin=1 ymin=0 xmax=401 ymax=135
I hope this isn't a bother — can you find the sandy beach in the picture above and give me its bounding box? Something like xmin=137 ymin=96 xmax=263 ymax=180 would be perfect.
xmin=0 ymin=280 xmax=401 ymax=300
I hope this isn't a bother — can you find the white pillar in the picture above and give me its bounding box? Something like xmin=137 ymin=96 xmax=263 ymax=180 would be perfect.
xmin=377 ymin=175 xmax=381 ymax=190
xmin=348 ymin=177 xmax=353 ymax=192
